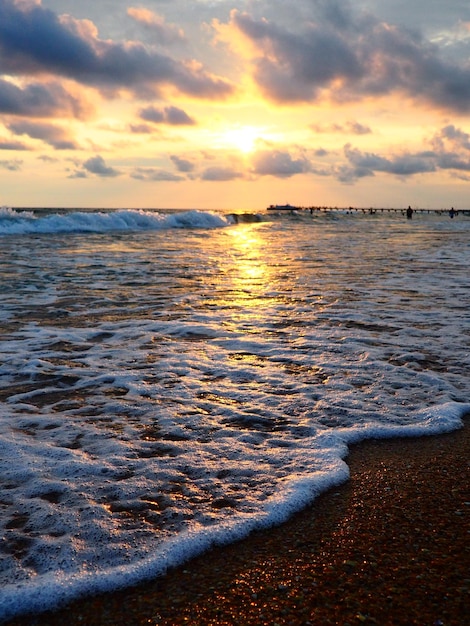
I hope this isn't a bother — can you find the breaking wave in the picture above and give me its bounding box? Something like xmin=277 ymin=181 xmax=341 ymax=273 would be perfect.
xmin=0 ymin=207 xmax=232 ymax=236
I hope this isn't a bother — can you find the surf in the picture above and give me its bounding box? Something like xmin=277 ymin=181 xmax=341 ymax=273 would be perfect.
xmin=0 ymin=207 xmax=231 ymax=236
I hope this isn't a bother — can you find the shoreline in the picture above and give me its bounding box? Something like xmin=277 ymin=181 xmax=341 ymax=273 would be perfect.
xmin=7 ymin=419 xmax=469 ymax=626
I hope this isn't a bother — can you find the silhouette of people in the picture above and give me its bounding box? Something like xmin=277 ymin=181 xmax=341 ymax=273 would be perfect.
xmin=406 ymin=206 xmax=413 ymax=219
xmin=449 ymin=207 xmax=456 ymax=218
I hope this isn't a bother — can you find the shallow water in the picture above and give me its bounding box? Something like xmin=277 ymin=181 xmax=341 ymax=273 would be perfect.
xmin=0 ymin=207 xmax=469 ymax=620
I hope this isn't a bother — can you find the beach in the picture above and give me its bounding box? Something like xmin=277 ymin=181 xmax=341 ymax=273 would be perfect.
xmin=7 ymin=418 xmax=469 ymax=626
xmin=1 ymin=208 xmax=469 ymax=622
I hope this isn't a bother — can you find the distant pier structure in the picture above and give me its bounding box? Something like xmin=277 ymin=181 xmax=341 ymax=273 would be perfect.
xmin=267 ymin=204 xmax=470 ymax=216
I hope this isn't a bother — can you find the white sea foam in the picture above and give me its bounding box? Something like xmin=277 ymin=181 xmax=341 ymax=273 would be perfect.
xmin=0 ymin=207 xmax=230 ymax=236
xmin=0 ymin=209 xmax=469 ymax=621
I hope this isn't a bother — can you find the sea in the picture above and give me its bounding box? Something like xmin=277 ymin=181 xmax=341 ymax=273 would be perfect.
xmin=0 ymin=205 xmax=469 ymax=621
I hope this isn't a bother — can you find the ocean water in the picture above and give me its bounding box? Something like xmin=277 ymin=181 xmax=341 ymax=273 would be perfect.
xmin=0 ymin=206 xmax=469 ymax=621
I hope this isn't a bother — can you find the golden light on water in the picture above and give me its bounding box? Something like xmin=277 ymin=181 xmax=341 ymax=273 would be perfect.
xmin=223 ymin=224 xmax=275 ymax=312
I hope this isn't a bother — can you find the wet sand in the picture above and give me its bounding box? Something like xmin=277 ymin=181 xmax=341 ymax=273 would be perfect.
xmin=7 ymin=418 xmax=469 ymax=626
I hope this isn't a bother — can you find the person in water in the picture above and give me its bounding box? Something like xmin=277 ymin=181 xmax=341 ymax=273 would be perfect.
xmin=449 ymin=207 xmax=456 ymax=218
xmin=406 ymin=206 xmax=413 ymax=219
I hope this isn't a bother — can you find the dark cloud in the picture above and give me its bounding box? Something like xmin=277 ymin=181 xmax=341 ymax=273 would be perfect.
xmin=0 ymin=0 xmax=233 ymax=99
xmin=140 ymin=105 xmax=196 ymax=125
xmin=252 ymin=150 xmax=310 ymax=178
xmin=312 ymin=120 xmax=372 ymax=135
xmin=430 ymin=125 xmax=470 ymax=172
xmin=232 ymin=9 xmax=361 ymax=102
xmin=231 ymin=2 xmax=470 ymax=112
xmin=200 ymin=166 xmax=242 ymax=181
xmin=359 ymin=0 xmax=470 ymax=36
xmin=436 ymin=152 xmax=470 ymax=172
xmin=38 ymin=154 xmax=59 ymax=162
xmin=67 ymin=170 xmax=87 ymax=179
xmin=0 ymin=79 xmax=90 ymax=118
xmin=232 ymin=4 xmax=364 ymax=98
xmin=0 ymin=139 xmax=27 ymax=150
xmin=170 ymin=155 xmax=195 ymax=172
xmin=83 ymin=155 xmax=120 ymax=177
xmin=338 ymin=125 xmax=470 ymax=182
xmin=140 ymin=106 xmax=164 ymax=123
xmin=0 ymin=158 xmax=22 ymax=170
xmin=131 ymin=167 xmax=184 ymax=181
xmin=165 ymin=106 xmax=196 ymax=126
xmin=342 ymin=144 xmax=436 ymax=181
xmin=7 ymin=120 xmax=77 ymax=149
xmin=347 ymin=121 xmax=371 ymax=135
xmin=436 ymin=124 xmax=470 ymax=151
xmin=129 ymin=123 xmax=154 ymax=134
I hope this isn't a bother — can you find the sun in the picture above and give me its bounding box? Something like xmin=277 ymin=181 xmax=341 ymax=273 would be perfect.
xmin=220 ymin=126 xmax=261 ymax=153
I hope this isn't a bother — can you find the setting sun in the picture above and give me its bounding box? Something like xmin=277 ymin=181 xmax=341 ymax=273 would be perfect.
xmin=220 ymin=126 xmax=262 ymax=153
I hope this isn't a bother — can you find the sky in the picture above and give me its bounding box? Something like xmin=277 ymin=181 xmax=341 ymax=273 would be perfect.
xmin=1 ymin=0 xmax=470 ymax=210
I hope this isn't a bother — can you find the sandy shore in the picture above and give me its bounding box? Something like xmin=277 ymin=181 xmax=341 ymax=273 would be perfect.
xmin=7 ymin=418 xmax=469 ymax=626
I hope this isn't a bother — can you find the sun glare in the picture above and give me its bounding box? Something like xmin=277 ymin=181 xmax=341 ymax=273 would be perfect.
xmin=220 ymin=126 xmax=261 ymax=153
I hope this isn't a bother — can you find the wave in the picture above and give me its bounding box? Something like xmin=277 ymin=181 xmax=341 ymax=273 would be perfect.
xmin=0 ymin=207 xmax=234 ymax=236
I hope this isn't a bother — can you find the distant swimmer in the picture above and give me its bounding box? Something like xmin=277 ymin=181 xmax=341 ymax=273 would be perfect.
xmin=449 ymin=207 xmax=456 ymax=218
xmin=406 ymin=206 xmax=413 ymax=219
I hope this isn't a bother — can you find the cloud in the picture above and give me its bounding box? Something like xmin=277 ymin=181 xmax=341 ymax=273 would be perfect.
xmin=229 ymin=7 xmax=362 ymax=102
xmin=139 ymin=107 xmax=164 ymax=124
xmin=67 ymin=169 xmax=88 ymax=179
xmin=164 ymin=106 xmax=196 ymax=126
xmin=251 ymin=149 xmax=311 ymax=178
xmin=228 ymin=2 xmax=470 ymax=112
xmin=0 ymin=139 xmax=28 ymax=150
xmin=38 ymin=154 xmax=58 ymax=162
xmin=312 ymin=121 xmax=372 ymax=135
xmin=129 ymin=123 xmax=154 ymax=134
xmin=170 ymin=155 xmax=195 ymax=172
xmin=0 ymin=78 xmax=91 ymax=118
xmin=340 ymin=144 xmax=436 ymax=182
xmin=436 ymin=152 xmax=470 ymax=172
xmin=431 ymin=125 xmax=470 ymax=172
xmin=139 ymin=105 xmax=196 ymax=125
xmin=83 ymin=155 xmax=120 ymax=177
xmin=0 ymin=0 xmax=234 ymax=99
xmin=200 ymin=166 xmax=242 ymax=181
xmin=131 ymin=166 xmax=184 ymax=181
xmin=0 ymin=158 xmax=22 ymax=171
xmin=7 ymin=120 xmax=78 ymax=149
xmin=127 ymin=7 xmax=186 ymax=46
xmin=337 ymin=124 xmax=470 ymax=182
xmin=435 ymin=124 xmax=470 ymax=151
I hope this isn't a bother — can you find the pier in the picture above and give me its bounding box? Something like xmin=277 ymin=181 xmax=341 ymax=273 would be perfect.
xmin=267 ymin=204 xmax=470 ymax=216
